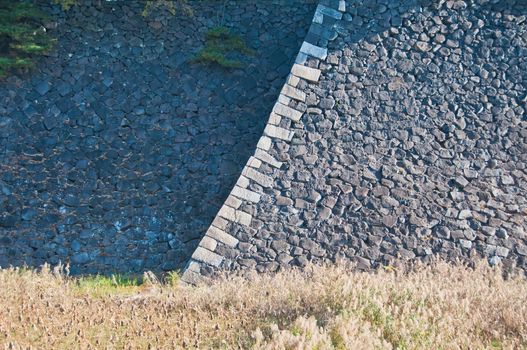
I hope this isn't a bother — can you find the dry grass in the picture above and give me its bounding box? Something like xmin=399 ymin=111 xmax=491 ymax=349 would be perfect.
xmin=0 ymin=261 xmax=526 ymax=349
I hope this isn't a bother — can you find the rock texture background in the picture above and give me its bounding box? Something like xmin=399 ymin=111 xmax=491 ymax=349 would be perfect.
xmin=1 ymin=0 xmax=526 ymax=278
xmin=184 ymin=0 xmax=527 ymax=282
xmin=0 ymin=0 xmax=316 ymax=274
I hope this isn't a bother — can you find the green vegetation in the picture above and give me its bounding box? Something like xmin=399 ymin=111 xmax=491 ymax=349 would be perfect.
xmin=192 ymin=26 xmax=255 ymax=69
xmin=73 ymin=274 xmax=143 ymax=297
xmin=0 ymin=0 xmax=55 ymax=77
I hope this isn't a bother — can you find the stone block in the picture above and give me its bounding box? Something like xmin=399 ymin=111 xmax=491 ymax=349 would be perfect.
xmin=181 ymin=269 xmax=205 ymax=285
xmin=281 ymin=84 xmax=306 ymax=102
xmin=232 ymin=185 xmax=261 ymax=203
xmin=242 ymin=167 xmax=273 ymax=188
xmin=247 ymin=156 xmax=262 ymax=169
xmin=316 ymin=4 xmax=343 ymax=20
xmin=264 ymin=124 xmax=294 ymax=141
xmin=268 ymin=112 xmax=281 ymax=125
xmin=278 ymin=94 xmax=291 ymax=105
xmin=218 ymin=205 xmax=252 ymax=226
xmin=339 ymin=0 xmax=346 ymax=12
xmin=257 ymin=136 xmax=272 ymax=151
xmin=225 ymin=195 xmax=242 ymax=209
xmin=300 ymin=41 xmax=328 ymax=60
xmin=234 ymin=210 xmax=252 ymax=226
xmin=273 ymin=102 xmax=303 ymax=121
xmin=287 ymin=74 xmax=300 ymax=87
xmin=236 ymin=175 xmax=250 ymax=188
xmin=192 ymin=247 xmax=223 ymax=267
xmin=254 ymin=149 xmax=283 ymax=168
xmin=313 ymin=10 xmax=324 ymax=24
xmin=186 ymin=260 xmax=201 ymax=273
xmin=218 ymin=205 xmax=237 ymax=221
xmin=211 ymin=216 xmax=229 ymax=230
xmin=291 ymin=64 xmax=321 ymax=82
xmin=295 ymin=52 xmax=308 ymax=65
xmin=199 ymin=236 xmax=218 ymax=251
xmin=207 ymin=226 xmax=239 ymax=247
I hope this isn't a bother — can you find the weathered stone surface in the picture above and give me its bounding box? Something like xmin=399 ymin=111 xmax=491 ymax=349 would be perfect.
xmin=291 ymin=64 xmax=321 ymax=82
xmin=231 ymin=186 xmax=261 ymax=203
xmin=257 ymin=136 xmax=272 ymax=151
xmin=316 ymin=4 xmax=343 ymax=20
xmin=218 ymin=206 xmax=252 ymax=226
xmin=199 ymin=236 xmax=218 ymax=252
xmin=206 ymin=226 xmax=239 ymax=248
xmin=273 ymin=102 xmax=303 ymax=122
xmin=0 ymin=0 xmax=316 ymax=275
xmin=281 ymin=84 xmax=307 ymax=102
xmin=247 ymin=157 xmax=262 ymax=169
xmin=225 ymin=196 xmax=243 ymax=209
xmin=254 ymin=149 xmax=283 ymax=168
xmin=264 ymin=125 xmax=295 ymax=141
xmin=190 ymin=0 xmax=527 ymax=279
xmin=192 ymin=247 xmax=223 ymax=267
xmin=242 ymin=168 xmax=273 ymax=188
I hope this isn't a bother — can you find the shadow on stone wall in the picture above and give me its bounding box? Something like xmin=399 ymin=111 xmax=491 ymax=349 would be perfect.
xmin=0 ymin=0 xmax=316 ymax=274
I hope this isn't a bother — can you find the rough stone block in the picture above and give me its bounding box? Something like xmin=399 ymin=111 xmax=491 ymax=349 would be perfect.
xmin=234 ymin=210 xmax=252 ymax=226
xmin=243 ymin=167 xmax=273 ymax=188
xmin=225 ymin=195 xmax=242 ymax=209
xmin=316 ymin=4 xmax=343 ymax=19
xmin=181 ymin=269 xmax=205 ymax=285
xmin=200 ymin=236 xmax=218 ymax=251
xmin=274 ymin=103 xmax=303 ymax=121
xmin=287 ymin=74 xmax=300 ymax=87
xmin=211 ymin=216 xmax=229 ymax=230
xmin=186 ymin=260 xmax=201 ymax=273
xmin=313 ymin=10 xmax=324 ymax=24
xmin=268 ymin=112 xmax=281 ymax=125
xmin=218 ymin=205 xmax=236 ymax=221
xmin=278 ymin=94 xmax=291 ymax=105
xmin=291 ymin=64 xmax=321 ymax=82
xmin=257 ymin=136 xmax=272 ymax=151
xmin=192 ymin=247 xmax=223 ymax=267
xmin=339 ymin=0 xmax=346 ymax=12
xmin=295 ymin=52 xmax=308 ymax=65
xmin=300 ymin=41 xmax=328 ymax=60
xmin=255 ymin=149 xmax=283 ymax=168
xmin=281 ymin=84 xmax=306 ymax=102
xmin=207 ymin=226 xmax=239 ymax=247
xmin=232 ymin=185 xmax=261 ymax=203
xmin=264 ymin=124 xmax=294 ymax=141
xmin=247 ymin=156 xmax=262 ymax=169
xmin=236 ymin=175 xmax=250 ymax=188
xmin=218 ymin=205 xmax=252 ymax=226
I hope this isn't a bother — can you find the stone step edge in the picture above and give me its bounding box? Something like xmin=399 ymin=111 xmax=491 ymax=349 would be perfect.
xmin=181 ymin=0 xmax=346 ymax=284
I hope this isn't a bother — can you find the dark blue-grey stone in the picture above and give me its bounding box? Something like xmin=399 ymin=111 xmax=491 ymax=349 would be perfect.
xmin=71 ymin=252 xmax=90 ymax=264
xmin=21 ymin=209 xmax=37 ymax=221
xmin=35 ymin=80 xmax=51 ymax=95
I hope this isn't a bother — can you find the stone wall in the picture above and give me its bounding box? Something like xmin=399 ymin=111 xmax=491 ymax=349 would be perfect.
xmin=0 ymin=0 xmax=316 ymax=274
xmin=182 ymin=0 xmax=527 ymax=283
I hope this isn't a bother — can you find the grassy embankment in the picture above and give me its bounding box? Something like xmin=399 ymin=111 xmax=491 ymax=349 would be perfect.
xmin=0 ymin=261 xmax=526 ymax=349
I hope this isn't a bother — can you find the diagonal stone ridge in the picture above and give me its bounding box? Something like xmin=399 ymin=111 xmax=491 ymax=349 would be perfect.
xmin=182 ymin=0 xmax=527 ymax=283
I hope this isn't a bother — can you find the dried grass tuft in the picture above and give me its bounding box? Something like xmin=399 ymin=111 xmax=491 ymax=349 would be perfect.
xmin=0 ymin=260 xmax=526 ymax=349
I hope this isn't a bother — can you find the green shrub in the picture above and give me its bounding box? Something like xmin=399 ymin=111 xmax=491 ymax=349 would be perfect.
xmin=192 ymin=26 xmax=255 ymax=69
xmin=0 ymin=0 xmax=55 ymax=77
